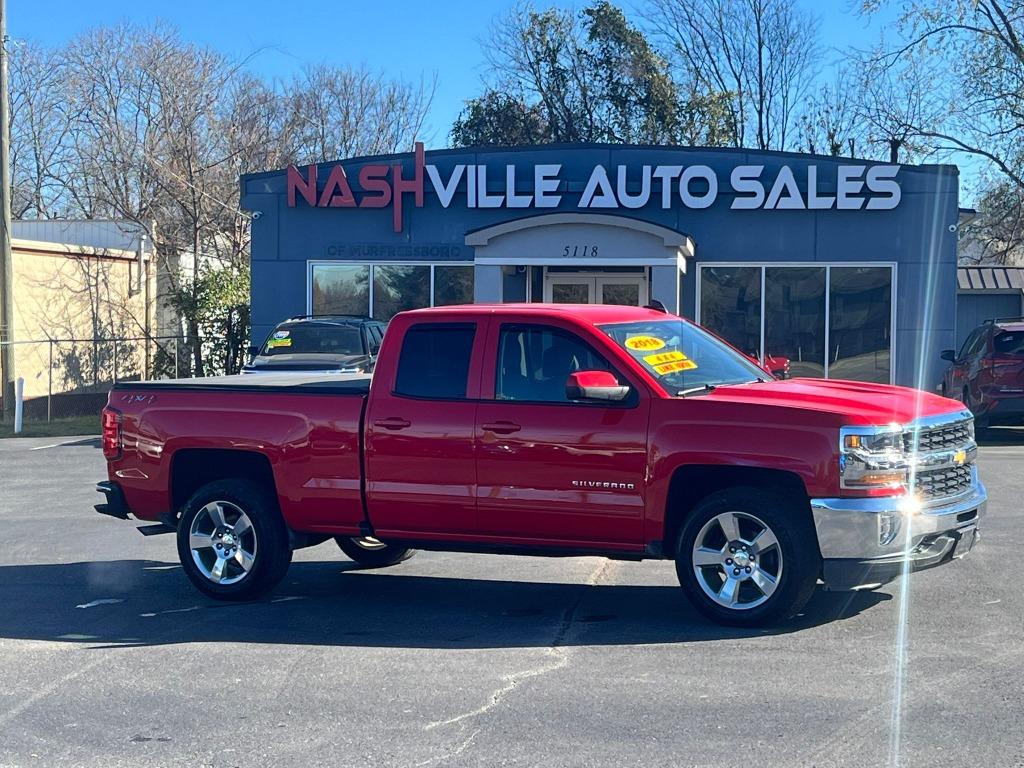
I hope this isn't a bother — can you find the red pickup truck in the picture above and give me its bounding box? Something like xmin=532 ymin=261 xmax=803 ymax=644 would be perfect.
xmin=96 ymin=304 xmax=986 ymax=626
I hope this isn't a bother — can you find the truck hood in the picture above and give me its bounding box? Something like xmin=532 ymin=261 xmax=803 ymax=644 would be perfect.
xmin=699 ymin=377 xmax=968 ymax=426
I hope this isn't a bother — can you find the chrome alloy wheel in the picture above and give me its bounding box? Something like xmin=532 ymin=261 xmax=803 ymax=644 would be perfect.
xmin=189 ymin=501 xmax=258 ymax=586
xmin=691 ymin=510 xmax=783 ymax=610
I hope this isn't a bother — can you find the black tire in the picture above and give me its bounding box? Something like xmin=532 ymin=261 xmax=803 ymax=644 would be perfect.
xmin=675 ymin=487 xmax=819 ymax=627
xmin=176 ymin=479 xmax=292 ymax=601
xmin=334 ymin=536 xmax=414 ymax=567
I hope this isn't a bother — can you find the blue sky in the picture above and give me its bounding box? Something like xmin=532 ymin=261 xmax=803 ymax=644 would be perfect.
xmin=9 ymin=0 xmax=899 ymax=146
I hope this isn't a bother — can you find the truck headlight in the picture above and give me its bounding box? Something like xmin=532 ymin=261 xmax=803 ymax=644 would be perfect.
xmin=839 ymin=425 xmax=908 ymax=490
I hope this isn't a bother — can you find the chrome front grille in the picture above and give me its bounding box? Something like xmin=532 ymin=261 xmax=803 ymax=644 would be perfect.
xmin=904 ymin=420 xmax=972 ymax=453
xmin=911 ymin=465 xmax=973 ymax=500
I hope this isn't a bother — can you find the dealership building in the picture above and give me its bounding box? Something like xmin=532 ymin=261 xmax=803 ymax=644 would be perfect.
xmin=241 ymin=144 xmax=964 ymax=389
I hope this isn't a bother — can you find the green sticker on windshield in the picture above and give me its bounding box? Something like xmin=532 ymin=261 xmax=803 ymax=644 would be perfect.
xmin=267 ymin=337 xmax=292 ymax=348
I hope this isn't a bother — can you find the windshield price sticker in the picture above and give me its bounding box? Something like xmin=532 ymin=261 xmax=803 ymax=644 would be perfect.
xmin=625 ymin=335 xmax=665 ymax=351
xmin=267 ymin=338 xmax=292 ymax=348
xmin=644 ymin=351 xmax=686 ymax=365
xmin=654 ymin=359 xmax=697 ymax=375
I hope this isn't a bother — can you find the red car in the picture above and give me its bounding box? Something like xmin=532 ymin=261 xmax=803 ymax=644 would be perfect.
xmin=745 ymin=352 xmax=791 ymax=379
xmin=96 ymin=304 xmax=985 ymax=626
xmin=941 ymin=317 xmax=1024 ymax=431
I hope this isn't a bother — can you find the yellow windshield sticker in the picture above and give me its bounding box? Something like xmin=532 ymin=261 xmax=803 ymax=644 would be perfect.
xmin=625 ymin=335 xmax=665 ymax=351
xmin=653 ymin=359 xmax=697 ymax=375
xmin=267 ymin=338 xmax=292 ymax=348
xmin=643 ymin=351 xmax=687 ymax=365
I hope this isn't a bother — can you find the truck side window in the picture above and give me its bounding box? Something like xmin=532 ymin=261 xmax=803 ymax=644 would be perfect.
xmin=395 ymin=323 xmax=476 ymax=399
xmin=496 ymin=325 xmax=616 ymax=403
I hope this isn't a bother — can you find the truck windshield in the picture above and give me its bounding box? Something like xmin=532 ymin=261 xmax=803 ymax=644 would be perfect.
xmin=261 ymin=324 xmax=365 ymax=357
xmin=598 ymin=319 xmax=766 ymax=395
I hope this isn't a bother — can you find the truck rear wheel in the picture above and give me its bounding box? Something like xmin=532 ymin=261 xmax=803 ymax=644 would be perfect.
xmin=334 ymin=536 xmax=414 ymax=567
xmin=675 ymin=488 xmax=819 ymax=627
xmin=176 ymin=479 xmax=292 ymax=601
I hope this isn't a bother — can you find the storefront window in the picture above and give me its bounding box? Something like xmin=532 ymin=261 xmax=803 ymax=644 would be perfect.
xmin=699 ymin=264 xmax=893 ymax=383
xmin=765 ymin=267 xmax=825 ymax=378
xmin=434 ymin=266 xmax=475 ymax=306
xmin=698 ymin=266 xmax=761 ymax=359
xmin=311 ymin=263 xmax=474 ymax=320
xmin=311 ymin=265 xmax=369 ymax=316
xmin=372 ymin=265 xmax=431 ymax=321
xmin=828 ymin=267 xmax=892 ymax=383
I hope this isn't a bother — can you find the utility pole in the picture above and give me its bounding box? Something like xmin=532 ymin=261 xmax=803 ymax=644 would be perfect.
xmin=0 ymin=0 xmax=14 ymax=422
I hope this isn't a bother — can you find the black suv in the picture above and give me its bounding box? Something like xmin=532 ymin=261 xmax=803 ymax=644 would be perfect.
xmin=244 ymin=315 xmax=386 ymax=375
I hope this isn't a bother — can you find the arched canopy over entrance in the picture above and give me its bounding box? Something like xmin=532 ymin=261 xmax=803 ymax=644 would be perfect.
xmin=465 ymin=213 xmax=694 ymax=312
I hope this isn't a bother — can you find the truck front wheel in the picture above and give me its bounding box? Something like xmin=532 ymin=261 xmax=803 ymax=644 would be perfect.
xmin=176 ymin=479 xmax=292 ymax=601
xmin=334 ymin=536 xmax=414 ymax=567
xmin=675 ymin=488 xmax=819 ymax=627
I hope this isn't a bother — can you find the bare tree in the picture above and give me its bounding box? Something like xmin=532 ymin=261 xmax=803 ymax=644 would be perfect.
xmin=797 ymin=70 xmax=862 ymax=157
xmin=862 ymin=0 xmax=1024 ymax=187
xmin=961 ymin=181 xmax=1024 ymax=265
xmin=458 ymin=1 xmax=731 ymax=146
xmin=485 ymin=3 xmax=597 ymax=142
xmin=5 ymin=21 xmax=438 ymax=376
xmin=7 ymin=41 xmax=78 ymax=217
xmin=284 ymin=64 xmax=434 ymax=162
xmin=847 ymin=45 xmax=945 ymax=164
xmin=643 ymin=0 xmax=821 ymax=150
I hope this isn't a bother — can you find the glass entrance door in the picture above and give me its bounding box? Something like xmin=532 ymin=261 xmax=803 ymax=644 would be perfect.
xmin=544 ymin=273 xmax=647 ymax=306
xmin=548 ymin=276 xmax=593 ymax=304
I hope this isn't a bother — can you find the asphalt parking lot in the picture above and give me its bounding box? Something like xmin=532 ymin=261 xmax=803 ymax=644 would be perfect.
xmin=1 ymin=433 xmax=1022 ymax=768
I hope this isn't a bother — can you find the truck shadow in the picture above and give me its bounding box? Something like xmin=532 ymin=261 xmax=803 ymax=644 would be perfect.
xmin=0 ymin=559 xmax=889 ymax=649
xmin=977 ymin=426 xmax=1024 ymax=446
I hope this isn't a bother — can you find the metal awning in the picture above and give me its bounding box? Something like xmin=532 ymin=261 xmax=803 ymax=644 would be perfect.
xmin=958 ymin=266 xmax=1024 ymax=292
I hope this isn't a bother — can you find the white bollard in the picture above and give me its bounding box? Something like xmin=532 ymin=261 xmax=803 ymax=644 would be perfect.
xmin=14 ymin=376 xmax=23 ymax=434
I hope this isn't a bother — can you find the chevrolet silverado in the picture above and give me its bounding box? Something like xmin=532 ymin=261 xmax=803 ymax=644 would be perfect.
xmin=96 ymin=304 xmax=986 ymax=626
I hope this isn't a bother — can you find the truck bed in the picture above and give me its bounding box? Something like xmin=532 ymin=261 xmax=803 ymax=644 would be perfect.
xmin=108 ymin=374 xmax=371 ymax=534
xmin=112 ymin=372 xmax=372 ymax=395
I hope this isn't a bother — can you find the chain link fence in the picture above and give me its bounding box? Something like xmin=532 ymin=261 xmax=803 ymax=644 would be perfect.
xmin=1 ymin=335 xmax=231 ymax=426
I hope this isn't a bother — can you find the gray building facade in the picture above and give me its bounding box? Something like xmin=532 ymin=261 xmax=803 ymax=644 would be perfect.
xmin=241 ymin=144 xmax=961 ymax=390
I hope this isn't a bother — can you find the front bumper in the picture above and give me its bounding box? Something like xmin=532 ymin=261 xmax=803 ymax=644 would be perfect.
xmin=811 ymin=481 xmax=987 ymax=590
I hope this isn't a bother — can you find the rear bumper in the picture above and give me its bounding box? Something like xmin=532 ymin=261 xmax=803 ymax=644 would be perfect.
xmin=979 ymin=393 xmax=1024 ymax=423
xmin=810 ymin=481 xmax=987 ymax=590
xmin=95 ymin=480 xmax=131 ymax=520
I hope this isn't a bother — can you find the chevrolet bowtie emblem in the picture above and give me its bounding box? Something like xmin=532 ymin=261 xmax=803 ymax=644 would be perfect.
xmin=953 ymin=449 xmax=967 ymax=466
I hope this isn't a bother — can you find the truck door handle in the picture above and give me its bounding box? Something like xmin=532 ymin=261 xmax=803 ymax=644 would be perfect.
xmin=374 ymin=417 xmax=411 ymax=430
xmin=482 ymin=421 xmax=521 ymax=435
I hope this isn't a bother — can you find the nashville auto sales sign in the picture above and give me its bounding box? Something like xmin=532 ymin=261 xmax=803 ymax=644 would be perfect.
xmin=286 ymin=142 xmax=902 ymax=233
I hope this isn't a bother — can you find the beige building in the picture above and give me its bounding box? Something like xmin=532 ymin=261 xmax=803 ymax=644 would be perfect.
xmin=4 ymin=222 xmax=155 ymax=404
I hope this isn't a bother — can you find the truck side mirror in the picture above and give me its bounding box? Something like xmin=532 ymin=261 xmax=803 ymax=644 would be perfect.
xmin=247 ymin=345 xmax=260 ymax=361
xmin=940 ymin=349 xmax=956 ymax=362
xmin=566 ymin=370 xmax=630 ymax=402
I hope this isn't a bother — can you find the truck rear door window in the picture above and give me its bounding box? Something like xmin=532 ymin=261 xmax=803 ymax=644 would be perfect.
xmin=395 ymin=323 xmax=476 ymax=399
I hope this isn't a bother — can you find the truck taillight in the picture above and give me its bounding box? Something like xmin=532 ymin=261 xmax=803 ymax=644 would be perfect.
xmin=101 ymin=407 xmax=122 ymax=460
